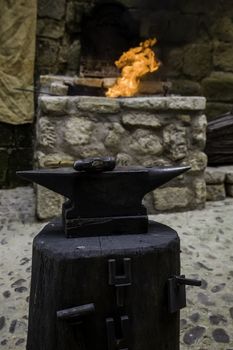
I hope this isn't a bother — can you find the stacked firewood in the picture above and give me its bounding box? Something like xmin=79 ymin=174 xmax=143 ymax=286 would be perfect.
xmin=205 ymin=108 xmax=233 ymax=165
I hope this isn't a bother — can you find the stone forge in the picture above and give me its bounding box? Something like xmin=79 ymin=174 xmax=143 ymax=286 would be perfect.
xmin=35 ymin=95 xmax=207 ymax=220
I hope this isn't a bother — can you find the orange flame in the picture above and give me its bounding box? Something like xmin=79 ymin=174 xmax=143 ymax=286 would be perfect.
xmin=106 ymin=38 xmax=160 ymax=98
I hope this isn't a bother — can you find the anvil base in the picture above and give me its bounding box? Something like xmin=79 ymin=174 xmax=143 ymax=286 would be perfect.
xmin=27 ymin=220 xmax=180 ymax=350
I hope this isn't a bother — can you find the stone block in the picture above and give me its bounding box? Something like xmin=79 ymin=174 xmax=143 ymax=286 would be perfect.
xmin=37 ymin=19 xmax=65 ymax=39
xmin=205 ymin=167 xmax=225 ymax=184
xmin=166 ymin=97 xmax=206 ymax=111
xmin=130 ymin=129 xmax=163 ymax=156
xmin=78 ymin=97 xmax=120 ymax=114
xmin=37 ymin=39 xmax=59 ymax=67
xmin=122 ymin=113 xmax=161 ymax=128
xmin=153 ymin=187 xmax=194 ymax=211
xmin=64 ymin=117 xmax=93 ymax=146
xmin=193 ymin=179 xmax=206 ymax=205
xmin=222 ymin=166 xmax=233 ymax=184
xmin=141 ymin=158 xmax=172 ymax=168
xmin=58 ymin=41 xmax=69 ymax=67
xmin=78 ymin=143 xmax=107 ymax=159
xmin=67 ymin=40 xmax=81 ymax=72
xmin=142 ymin=192 xmax=155 ymax=214
xmin=120 ymin=97 xmax=167 ymax=110
xmin=226 ymin=173 xmax=233 ymax=184
xmin=171 ymin=80 xmax=202 ymax=96
xmin=0 ymin=151 xmax=9 ymax=185
xmin=187 ymin=152 xmax=208 ymax=172
xmin=206 ymin=184 xmax=226 ymax=201
xmin=191 ymin=114 xmax=207 ymax=149
xmin=120 ymin=96 xmax=206 ymax=111
xmin=210 ymin=17 xmax=233 ymax=43
xmin=66 ymin=2 xmax=85 ymax=33
xmin=177 ymin=114 xmax=191 ymax=125
xmin=38 ymin=0 xmax=66 ymax=20
xmin=40 ymin=96 xmax=206 ymax=115
xmin=39 ymin=74 xmax=72 ymax=88
xmin=40 ymin=96 xmax=69 ymax=115
xmin=214 ymin=42 xmax=233 ymax=72
xmin=226 ymin=184 xmax=233 ymax=197
xmin=36 ymin=185 xmax=63 ymax=220
xmin=202 ymin=72 xmax=233 ymax=102
xmin=50 ymin=83 xmax=68 ymax=96
xmin=104 ymin=123 xmax=125 ymax=150
xmin=183 ymin=44 xmax=212 ymax=79
xmin=36 ymin=151 xmax=75 ymax=168
xmin=116 ymin=153 xmax=134 ymax=166
xmin=163 ymin=124 xmax=188 ymax=161
xmin=37 ymin=118 xmax=57 ymax=149
xmin=0 ymin=123 xmax=14 ymax=146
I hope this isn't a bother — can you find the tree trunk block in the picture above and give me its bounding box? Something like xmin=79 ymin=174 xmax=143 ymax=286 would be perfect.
xmin=27 ymin=220 xmax=180 ymax=350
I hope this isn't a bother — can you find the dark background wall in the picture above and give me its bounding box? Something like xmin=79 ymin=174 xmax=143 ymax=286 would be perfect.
xmin=0 ymin=123 xmax=33 ymax=188
xmin=1 ymin=0 xmax=233 ymax=188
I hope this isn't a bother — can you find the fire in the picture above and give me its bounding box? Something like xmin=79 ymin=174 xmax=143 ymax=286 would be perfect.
xmin=106 ymin=38 xmax=160 ymax=98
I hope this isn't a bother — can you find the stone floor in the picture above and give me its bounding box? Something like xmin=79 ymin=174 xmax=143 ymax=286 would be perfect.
xmin=0 ymin=187 xmax=233 ymax=349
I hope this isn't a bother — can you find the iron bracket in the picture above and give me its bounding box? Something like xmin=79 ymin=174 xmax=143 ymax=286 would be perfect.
xmin=106 ymin=315 xmax=130 ymax=350
xmin=57 ymin=303 xmax=95 ymax=324
xmin=108 ymin=258 xmax=132 ymax=307
xmin=168 ymin=275 xmax=201 ymax=313
xmin=108 ymin=258 xmax=132 ymax=287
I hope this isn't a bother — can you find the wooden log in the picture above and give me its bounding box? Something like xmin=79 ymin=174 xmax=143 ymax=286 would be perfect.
xmin=206 ymin=110 xmax=233 ymax=165
xmin=207 ymin=114 xmax=233 ymax=137
xmin=27 ymin=220 xmax=180 ymax=350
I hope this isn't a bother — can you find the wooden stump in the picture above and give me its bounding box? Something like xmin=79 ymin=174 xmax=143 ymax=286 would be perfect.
xmin=27 ymin=220 xmax=180 ymax=350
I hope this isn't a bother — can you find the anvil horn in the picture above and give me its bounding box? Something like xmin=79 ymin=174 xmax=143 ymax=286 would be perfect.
xmin=145 ymin=165 xmax=191 ymax=194
xmin=17 ymin=170 xmax=74 ymax=198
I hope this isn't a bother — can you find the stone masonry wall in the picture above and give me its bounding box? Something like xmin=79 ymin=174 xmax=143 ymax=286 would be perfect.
xmin=2 ymin=0 xmax=231 ymax=189
xmin=3 ymin=0 xmax=230 ymax=189
xmin=37 ymin=0 xmax=233 ymax=121
xmin=35 ymin=95 xmax=207 ymax=219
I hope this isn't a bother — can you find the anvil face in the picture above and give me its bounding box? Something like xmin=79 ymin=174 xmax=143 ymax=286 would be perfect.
xmin=18 ymin=165 xmax=190 ymax=237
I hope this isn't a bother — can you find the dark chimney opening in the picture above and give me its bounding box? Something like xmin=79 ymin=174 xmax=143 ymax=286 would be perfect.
xmin=80 ymin=2 xmax=140 ymax=77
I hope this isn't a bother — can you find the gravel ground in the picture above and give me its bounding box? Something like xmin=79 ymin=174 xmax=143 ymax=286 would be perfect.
xmin=0 ymin=187 xmax=233 ymax=349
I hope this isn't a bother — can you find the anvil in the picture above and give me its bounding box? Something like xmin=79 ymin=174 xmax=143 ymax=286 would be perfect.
xmin=18 ymin=161 xmax=190 ymax=237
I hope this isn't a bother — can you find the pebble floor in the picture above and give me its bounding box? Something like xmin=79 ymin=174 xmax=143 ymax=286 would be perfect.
xmin=0 ymin=187 xmax=233 ymax=349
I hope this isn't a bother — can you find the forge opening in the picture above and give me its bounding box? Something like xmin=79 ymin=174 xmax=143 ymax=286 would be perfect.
xmin=80 ymin=2 xmax=140 ymax=78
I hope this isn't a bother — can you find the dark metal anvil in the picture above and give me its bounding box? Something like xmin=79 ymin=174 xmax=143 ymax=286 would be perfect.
xmin=18 ymin=161 xmax=190 ymax=237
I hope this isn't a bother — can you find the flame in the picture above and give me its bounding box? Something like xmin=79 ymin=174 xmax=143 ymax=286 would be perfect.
xmin=106 ymin=38 xmax=160 ymax=98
